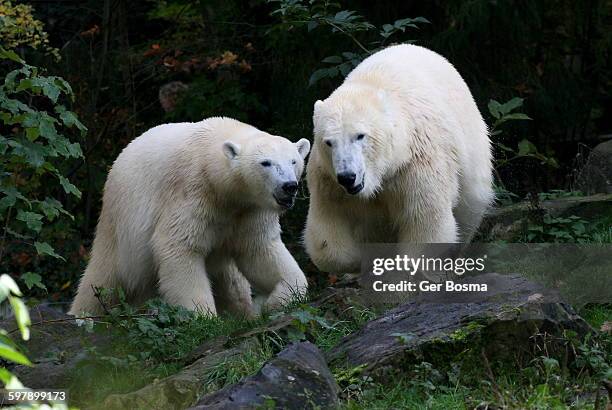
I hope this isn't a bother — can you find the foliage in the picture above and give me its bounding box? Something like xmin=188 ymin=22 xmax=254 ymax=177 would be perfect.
xmin=526 ymin=215 xmax=594 ymax=243
xmin=0 ymin=48 xmax=85 ymax=268
xmin=0 ymin=274 xmax=30 ymax=373
xmin=493 ymin=184 xmax=520 ymax=206
xmin=342 ymin=327 xmax=611 ymax=409
xmin=103 ymin=297 xmax=261 ymax=365
xmin=205 ymin=339 xmax=275 ymax=389
xmin=538 ymin=190 xmax=584 ymax=201
xmin=268 ymin=0 xmax=429 ymax=85
xmin=334 ymin=364 xmax=373 ymax=401
xmin=573 ymin=333 xmax=612 ymax=386
xmin=489 ymin=97 xmax=558 ymax=170
xmin=0 ymin=275 xmax=64 ymax=409
xmin=283 ymin=304 xmax=332 ymax=341
xmin=0 ymin=0 xmax=60 ymax=59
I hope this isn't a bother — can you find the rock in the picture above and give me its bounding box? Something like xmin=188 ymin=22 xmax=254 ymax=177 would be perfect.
xmin=327 ymin=273 xmax=591 ymax=376
xmin=189 ymin=342 xmax=339 ymax=410
xmin=576 ymin=139 xmax=612 ymax=194
xmin=477 ymin=193 xmax=612 ymax=241
xmin=0 ymin=305 xmax=108 ymax=389
xmin=103 ymin=337 xmax=258 ymax=410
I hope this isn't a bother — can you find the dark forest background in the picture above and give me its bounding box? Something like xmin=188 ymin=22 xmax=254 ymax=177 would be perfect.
xmin=1 ymin=0 xmax=612 ymax=303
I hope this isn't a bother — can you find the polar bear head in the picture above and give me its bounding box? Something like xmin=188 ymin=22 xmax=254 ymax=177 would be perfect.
xmin=313 ymin=86 xmax=402 ymax=198
xmin=222 ymin=134 xmax=310 ymax=210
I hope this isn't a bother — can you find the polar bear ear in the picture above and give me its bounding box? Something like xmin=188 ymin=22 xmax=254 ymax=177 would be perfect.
xmin=295 ymin=138 xmax=311 ymax=159
xmin=222 ymin=141 xmax=241 ymax=160
xmin=313 ymin=100 xmax=325 ymax=115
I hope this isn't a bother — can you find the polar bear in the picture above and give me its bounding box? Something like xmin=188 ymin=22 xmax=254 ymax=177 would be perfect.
xmin=70 ymin=117 xmax=310 ymax=316
xmin=304 ymin=44 xmax=494 ymax=273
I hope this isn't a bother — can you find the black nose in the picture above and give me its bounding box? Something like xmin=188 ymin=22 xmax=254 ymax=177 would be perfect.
xmin=337 ymin=172 xmax=356 ymax=188
xmin=282 ymin=181 xmax=298 ymax=195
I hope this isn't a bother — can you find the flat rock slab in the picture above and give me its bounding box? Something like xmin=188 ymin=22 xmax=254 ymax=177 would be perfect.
xmin=327 ymin=273 xmax=591 ymax=374
xmin=0 ymin=305 xmax=108 ymax=389
xmin=189 ymin=342 xmax=339 ymax=410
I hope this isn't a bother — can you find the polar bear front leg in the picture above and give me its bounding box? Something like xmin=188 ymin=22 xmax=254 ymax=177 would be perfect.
xmin=304 ymin=204 xmax=361 ymax=273
xmin=156 ymin=249 xmax=217 ymax=315
xmin=207 ymin=255 xmax=254 ymax=317
xmin=236 ymin=239 xmax=307 ymax=312
xmin=397 ymin=206 xmax=458 ymax=243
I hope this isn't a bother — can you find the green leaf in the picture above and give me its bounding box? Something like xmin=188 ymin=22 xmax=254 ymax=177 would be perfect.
xmin=38 ymin=112 xmax=59 ymax=141
xmin=380 ymin=23 xmax=394 ymax=37
xmin=25 ymin=127 xmax=40 ymax=141
xmin=9 ymin=295 xmax=31 ymax=341
xmin=21 ymin=272 xmax=46 ymax=291
xmin=34 ymin=241 xmax=65 ymax=260
xmin=58 ymin=174 xmax=82 ymax=198
xmin=0 ymin=341 xmax=31 ymax=365
xmin=502 ymin=113 xmax=531 ymax=121
xmin=488 ymin=99 xmax=502 ymax=119
xmin=41 ymin=80 xmax=61 ymax=103
xmin=321 ymin=55 xmax=343 ymax=64
xmin=57 ymin=106 xmax=87 ymax=135
xmin=499 ymin=97 xmax=524 ymax=114
xmin=0 ymin=47 xmax=24 ymax=63
xmin=309 ymin=68 xmax=330 ymax=86
xmin=7 ymin=137 xmax=48 ymax=167
xmin=37 ymin=197 xmax=72 ymax=221
xmin=15 ymin=78 xmax=33 ymax=92
xmin=16 ymin=210 xmax=43 ymax=232
xmin=0 ymin=186 xmax=28 ymax=212
xmin=517 ymin=139 xmax=537 ymax=156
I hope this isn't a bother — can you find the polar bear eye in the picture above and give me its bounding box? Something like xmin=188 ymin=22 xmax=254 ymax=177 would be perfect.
xmin=260 ymin=160 xmax=272 ymax=167
xmin=291 ymin=159 xmax=297 ymax=165
xmin=324 ymin=140 xmax=333 ymax=147
xmin=356 ymin=134 xmax=365 ymax=141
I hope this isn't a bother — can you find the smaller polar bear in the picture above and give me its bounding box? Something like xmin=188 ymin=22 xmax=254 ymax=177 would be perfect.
xmin=70 ymin=117 xmax=310 ymax=316
xmin=305 ymin=44 xmax=494 ymax=273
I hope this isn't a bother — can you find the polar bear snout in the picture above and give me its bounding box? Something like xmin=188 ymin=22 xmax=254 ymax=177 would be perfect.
xmin=273 ymin=180 xmax=299 ymax=209
xmin=326 ymin=137 xmax=367 ymax=195
xmin=282 ymin=181 xmax=298 ymax=195
xmin=337 ymin=172 xmax=356 ymax=187
xmin=337 ymin=172 xmax=364 ymax=194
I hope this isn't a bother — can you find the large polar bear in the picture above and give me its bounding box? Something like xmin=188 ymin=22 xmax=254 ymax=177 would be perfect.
xmin=70 ymin=117 xmax=311 ymax=316
xmin=305 ymin=44 xmax=494 ymax=273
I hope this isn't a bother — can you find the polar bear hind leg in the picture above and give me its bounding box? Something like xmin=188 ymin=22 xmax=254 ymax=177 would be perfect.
xmin=454 ymin=177 xmax=495 ymax=242
xmin=69 ymin=227 xmax=120 ymax=316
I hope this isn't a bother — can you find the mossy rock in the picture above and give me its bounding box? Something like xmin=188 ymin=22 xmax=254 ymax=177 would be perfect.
xmin=477 ymin=194 xmax=612 ymax=241
xmin=189 ymin=342 xmax=339 ymax=410
xmin=326 ymin=273 xmax=591 ymax=378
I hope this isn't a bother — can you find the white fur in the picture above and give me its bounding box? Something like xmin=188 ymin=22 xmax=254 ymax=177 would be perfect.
xmin=70 ymin=117 xmax=310 ymax=316
xmin=305 ymin=45 xmax=494 ymax=273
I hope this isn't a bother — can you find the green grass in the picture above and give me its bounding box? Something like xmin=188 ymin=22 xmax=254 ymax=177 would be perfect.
xmin=580 ymin=304 xmax=612 ymax=329
xmin=204 ymin=337 xmax=276 ymax=388
xmin=339 ymin=341 xmax=610 ymax=409
xmin=342 ymin=381 xmax=468 ymax=410
xmin=66 ymin=284 xmax=612 ymax=409
xmin=336 ymin=304 xmax=611 ymax=410
xmin=68 ymin=299 xmax=268 ymax=407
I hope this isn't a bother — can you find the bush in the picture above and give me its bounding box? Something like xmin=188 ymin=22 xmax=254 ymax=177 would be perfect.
xmin=0 ymin=47 xmax=85 ymax=283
